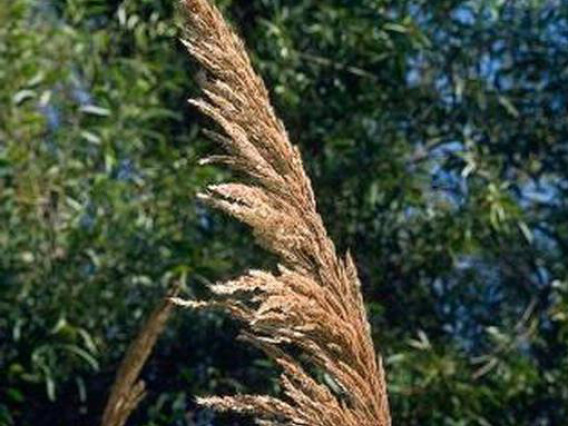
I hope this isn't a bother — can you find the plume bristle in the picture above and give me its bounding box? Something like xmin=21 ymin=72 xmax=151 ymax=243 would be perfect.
xmin=180 ymin=0 xmax=391 ymax=424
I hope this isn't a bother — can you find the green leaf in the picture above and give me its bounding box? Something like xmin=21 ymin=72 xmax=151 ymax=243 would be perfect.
xmin=13 ymin=90 xmax=36 ymax=105
xmin=384 ymin=23 xmax=408 ymax=34
xmin=80 ymin=130 xmax=102 ymax=144
xmin=498 ymin=96 xmax=520 ymax=118
xmin=80 ymin=105 xmax=111 ymax=117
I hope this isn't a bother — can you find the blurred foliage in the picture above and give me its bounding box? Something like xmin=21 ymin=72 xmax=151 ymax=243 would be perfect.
xmin=1 ymin=0 xmax=567 ymax=425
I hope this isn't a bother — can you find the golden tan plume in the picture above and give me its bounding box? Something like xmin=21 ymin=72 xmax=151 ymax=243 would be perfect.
xmin=175 ymin=1 xmax=391 ymax=424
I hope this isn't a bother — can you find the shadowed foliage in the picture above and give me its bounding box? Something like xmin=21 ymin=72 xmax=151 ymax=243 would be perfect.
xmin=1 ymin=0 xmax=568 ymax=425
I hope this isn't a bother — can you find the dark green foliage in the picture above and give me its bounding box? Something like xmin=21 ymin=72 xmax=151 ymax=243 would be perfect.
xmin=1 ymin=0 xmax=567 ymax=425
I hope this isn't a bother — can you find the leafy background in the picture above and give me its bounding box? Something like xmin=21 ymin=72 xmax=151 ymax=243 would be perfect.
xmin=1 ymin=0 xmax=567 ymax=425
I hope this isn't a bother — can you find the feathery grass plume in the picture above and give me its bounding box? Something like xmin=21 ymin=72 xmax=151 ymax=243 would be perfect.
xmin=176 ymin=0 xmax=391 ymax=424
xmin=101 ymin=286 xmax=179 ymax=426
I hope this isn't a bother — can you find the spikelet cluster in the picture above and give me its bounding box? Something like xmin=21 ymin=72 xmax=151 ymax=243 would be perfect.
xmin=175 ymin=1 xmax=391 ymax=424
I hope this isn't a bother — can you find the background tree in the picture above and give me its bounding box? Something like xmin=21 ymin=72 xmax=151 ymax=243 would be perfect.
xmin=1 ymin=0 xmax=567 ymax=425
